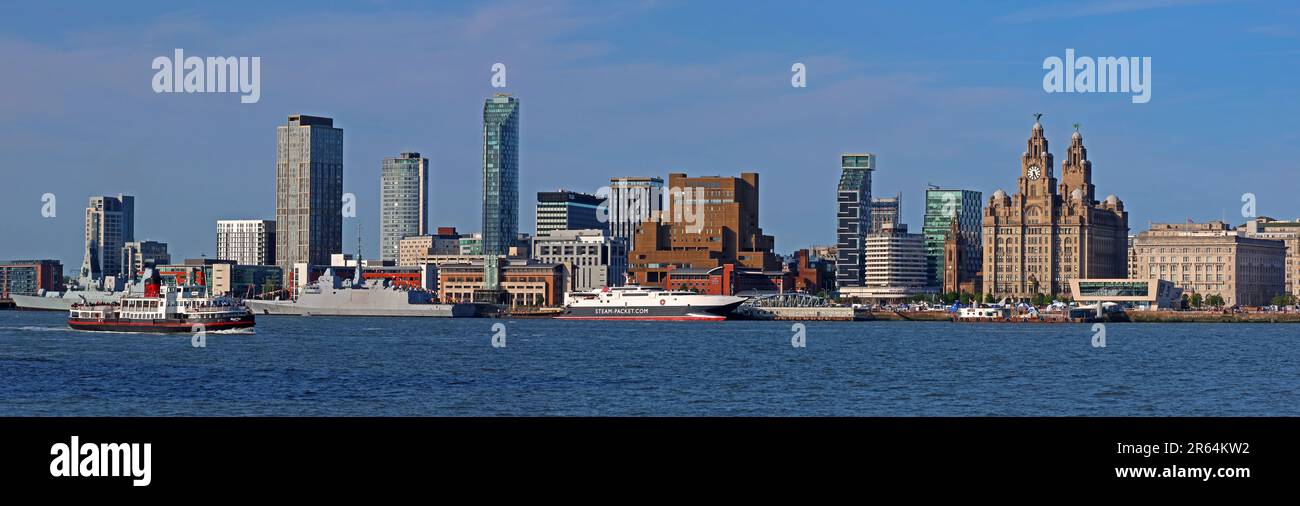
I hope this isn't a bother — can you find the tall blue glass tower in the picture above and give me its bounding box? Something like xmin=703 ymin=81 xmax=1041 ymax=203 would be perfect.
xmin=482 ymin=93 xmax=520 ymax=256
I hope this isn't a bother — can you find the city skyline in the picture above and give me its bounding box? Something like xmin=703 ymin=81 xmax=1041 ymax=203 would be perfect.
xmin=3 ymin=1 xmax=1299 ymax=268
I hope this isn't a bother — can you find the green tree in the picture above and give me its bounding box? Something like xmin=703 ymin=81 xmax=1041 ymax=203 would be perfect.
xmin=1190 ymin=293 xmax=1202 ymax=309
xmin=1206 ymin=294 xmax=1225 ymax=308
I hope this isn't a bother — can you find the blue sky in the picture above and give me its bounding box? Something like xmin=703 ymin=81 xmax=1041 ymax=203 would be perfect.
xmin=1 ymin=0 xmax=1298 ymax=270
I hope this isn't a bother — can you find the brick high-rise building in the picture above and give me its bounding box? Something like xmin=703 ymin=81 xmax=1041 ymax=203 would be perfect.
xmin=627 ymin=172 xmax=779 ymax=286
xmin=983 ymin=117 xmax=1128 ymax=299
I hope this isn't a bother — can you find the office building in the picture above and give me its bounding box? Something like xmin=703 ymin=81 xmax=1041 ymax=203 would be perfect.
xmin=983 ymin=119 xmax=1128 ymax=299
xmin=275 ymin=114 xmax=344 ymax=279
xmin=607 ymin=177 xmax=664 ymax=251
xmin=532 ymin=229 xmax=628 ymax=292
xmin=83 ymin=194 xmax=134 ymax=282
xmin=438 ymin=259 xmax=565 ymax=307
xmin=482 ymin=93 xmax=520 ymax=256
xmin=923 ymin=188 xmax=982 ymax=292
xmin=120 ymin=240 xmax=170 ymax=280
xmin=536 ymin=190 xmax=604 ymax=236
xmin=380 ymin=152 xmax=429 ymax=262
xmin=1241 ymin=217 xmax=1300 ymax=298
xmin=217 ymin=219 xmax=277 ymax=266
xmin=857 ymin=223 xmax=931 ymax=301
xmin=397 ymin=227 xmax=464 ymax=266
xmin=870 ymin=194 xmax=901 ymax=233
xmin=836 ymin=154 xmax=873 ymax=290
xmin=1133 ymin=221 xmax=1286 ymax=307
xmin=628 ymin=172 xmax=779 ymax=286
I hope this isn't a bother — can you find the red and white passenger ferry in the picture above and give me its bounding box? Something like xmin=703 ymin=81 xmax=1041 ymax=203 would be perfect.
xmin=68 ymin=271 xmax=254 ymax=333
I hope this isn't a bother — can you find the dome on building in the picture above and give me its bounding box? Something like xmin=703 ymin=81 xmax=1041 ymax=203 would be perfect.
xmin=1071 ymin=189 xmax=1083 ymax=201
xmin=993 ymin=189 xmax=1008 ymax=200
xmin=1072 ymin=130 xmax=1082 ymax=140
xmin=1104 ymin=194 xmax=1120 ymax=205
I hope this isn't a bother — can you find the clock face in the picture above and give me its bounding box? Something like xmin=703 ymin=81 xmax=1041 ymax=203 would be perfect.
xmin=1027 ymin=166 xmax=1041 ymax=180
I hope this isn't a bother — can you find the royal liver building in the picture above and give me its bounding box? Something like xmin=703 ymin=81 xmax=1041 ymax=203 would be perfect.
xmin=982 ymin=116 xmax=1129 ymax=299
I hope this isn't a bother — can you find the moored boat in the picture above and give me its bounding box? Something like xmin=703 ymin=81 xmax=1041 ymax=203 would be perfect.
xmin=556 ymin=285 xmax=746 ymax=321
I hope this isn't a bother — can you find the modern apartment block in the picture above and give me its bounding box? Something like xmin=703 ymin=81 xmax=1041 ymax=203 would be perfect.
xmin=627 ymin=172 xmax=779 ymax=286
xmin=835 ymin=154 xmax=873 ymax=291
xmin=83 ymin=194 xmax=134 ymax=282
xmin=217 ymin=219 xmax=277 ymax=266
xmin=535 ymin=190 xmax=604 ymax=236
xmin=0 ymin=260 xmax=63 ymax=301
xmin=922 ymin=188 xmax=982 ymax=292
xmin=482 ymin=93 xmax=520 ymax=256
xmin=607 ymin=177 xmax=664 ymax=252
xmin=870 ymin=193 xmax=901 ymax=233
xmin=380 ymin=152 xmax=429 ymax=262
xmin=1133 ymin=221 xmax=1286 ymax=307
xmin=275 ymin=114 xmax=343 ymax=277
xmin=120 ymin=240 xmax=170 ymax=280
xmin=532 ymin=228 xmax=628 ymax=291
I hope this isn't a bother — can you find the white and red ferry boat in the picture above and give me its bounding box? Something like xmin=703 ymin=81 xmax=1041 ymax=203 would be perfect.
xmin=68 ymin=271 xmax=254 ymax=333
xmin=557 ymin=285 xmax=747 ymax=321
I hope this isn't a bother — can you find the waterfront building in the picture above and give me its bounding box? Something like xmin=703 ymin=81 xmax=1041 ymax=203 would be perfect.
xmin=857 ymin=223 xmax=932 ymax=302
xmin=83 ymin=194 xmax=135 ymax=282
xmin=982 ymin=118 xmax=1128 ymax=299
xmin=532 ymin=229 xmax=627 ymax=292
xmin=923 ymin=188 xmax=983 ymax=292
xmin=627 ymin=172 xmax=779 ymax=286
xmin=120 ymin=240 xmax=170 ymax=280
xmin=459 ymin=233 xmax=483 ymax=255
xmin=380 ymin=152 xmax=430 ymax=262
xmin=606 ymin=177 xmax=664 ymax=251
xmin=1070 ymin=278 xmax=1182 ymax=310
xmin=1241 ymin=217 xmax=1300 ymax=298
xmin=397 ymin=227 xmax=463 ymax=266
xmin=870 ymin=194 xmax=901 ymax=233
xmin=835 ymin=154 xmax=873 ymax=290
xmin=275 ymin=115 xmax=344 ymax=278
xmin=216 ymin=219 xmax=277 ymax=266
xmin=0 ymin=260 xmax=63 ymax=302
xmin=438 ymin=259 xmax=565 ymax=307
xmin=1133 ymin=221 xmax=1286 ymax=307
xmin=536 ymin=190 xmax=605 ymax=236
xmin=482 ymin=93 xmax=520 ymax=256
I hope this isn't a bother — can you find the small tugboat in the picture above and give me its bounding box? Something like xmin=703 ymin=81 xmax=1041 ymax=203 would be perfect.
xmin=68 ymin=270 xmax=254 ymax=333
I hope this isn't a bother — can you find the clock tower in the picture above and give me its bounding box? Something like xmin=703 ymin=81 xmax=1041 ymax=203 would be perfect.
xmin=1019 ymin=114 xmax=1055 ymax=201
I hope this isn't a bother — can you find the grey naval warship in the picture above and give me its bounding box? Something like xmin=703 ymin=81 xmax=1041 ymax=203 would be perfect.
xmin=243 ymin=268 xmax=481 ymax=317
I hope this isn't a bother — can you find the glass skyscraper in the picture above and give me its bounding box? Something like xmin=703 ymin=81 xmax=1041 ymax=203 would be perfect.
xmin=482 ymin=94 xmax=520 ymax=256
xmin=275 ymin=115 xmax=343 ymax=277
xmin=380 ymin=152 xmax=429 ymax=262
xmin=836 ymin=154 xmax=873 ymax=290
xmin=922 ymin=189 xmax=982 ymax=289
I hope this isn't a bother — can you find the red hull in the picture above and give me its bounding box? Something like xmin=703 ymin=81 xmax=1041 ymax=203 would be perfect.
xmin=68 ymin=317 xmax=255 ymax=333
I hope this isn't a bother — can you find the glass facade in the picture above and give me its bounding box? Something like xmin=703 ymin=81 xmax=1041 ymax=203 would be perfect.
xmin=380 ymin=153 xmax=429 ymax=262
xmin=276 ymin=115 xmax=343 ymax=276
xmin=482 ymin=94 xmax=520 ymax=256
xmin=1077 ymin=280 xmax=1152 ymax=297
xmin=922 ymin=189 xmax=982 ymax=289
xmin=836 ymin=154 xmax=873 ymax=288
